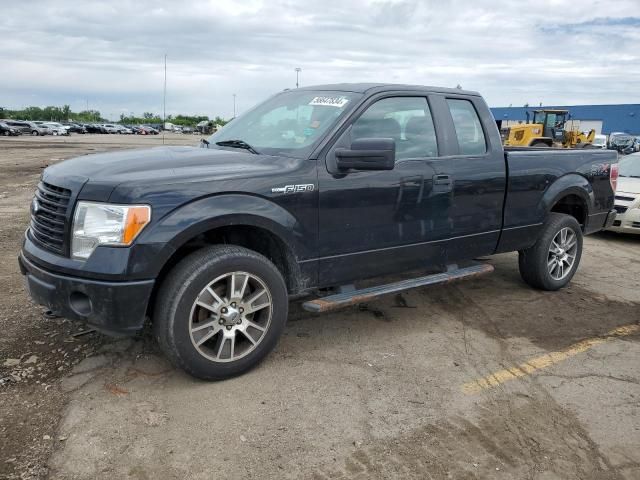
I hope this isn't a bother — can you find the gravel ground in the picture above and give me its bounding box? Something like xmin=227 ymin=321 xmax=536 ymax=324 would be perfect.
xmin=0 ymin=134 xmax=638 ymax=480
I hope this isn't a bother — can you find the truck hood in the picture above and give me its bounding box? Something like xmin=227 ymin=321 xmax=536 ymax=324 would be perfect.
xmin=44 ymin=146 xmax=284 ymax=186
xmin=616 ymin=176 xmax=640 ymax=195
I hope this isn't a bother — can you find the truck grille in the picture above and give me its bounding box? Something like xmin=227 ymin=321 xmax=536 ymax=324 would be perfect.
xmin=29 ymin=181 xmax=71 ymax=255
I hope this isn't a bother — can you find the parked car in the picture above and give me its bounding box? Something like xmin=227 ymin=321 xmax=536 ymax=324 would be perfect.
xmin=196 ymin=120 xmax=216 ymax=135
xmin=114 ymin=125 xmax=132 ymax=134
xmin=3 ymin=120 xmax=48 ymax=136
xmin=43 ymin=122 xmax=70 ymax=136
xmin=592 ymin=134 xmax=607 ymax=149
xmin=19 ymin=83 xmax=618 ymax=380
xmin=141 ymin=125 xmax=159 ymax=135
xmin=102 ymin=124 xmax=119 ymax=134
xmin=182 ymin=126 xmax=194 ymax=134
xmin=607 ymin=153 xmax=640 ymax=234
xmin=0 ymin=121 xmax=21 ymax=136
xmin=609 ymin=133 xmax=635 ymax=155
xmin=33 ymin=121 xmax=58 ymax=135
xmin=63 ymin=122 xmax=87 ymax=134
xmin=1 ymin=120 xmax=29 ymax=135
xmin=126 ymin=125 xmax=142 ymax=134
xmin=82 ymin=123 xmax=103 ymax=134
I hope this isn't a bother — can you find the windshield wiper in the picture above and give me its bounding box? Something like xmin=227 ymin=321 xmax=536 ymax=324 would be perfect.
xmin=215 ymin=139 xmax=260 ymax=154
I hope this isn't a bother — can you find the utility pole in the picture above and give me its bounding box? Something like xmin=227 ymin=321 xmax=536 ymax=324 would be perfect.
xmin=233 ymin=94 xmax=236 ymax=118
xmin=295 ymin=67 xmax=301 ymax=88
xmin=163 ymin=54 xmax=167 ymax=145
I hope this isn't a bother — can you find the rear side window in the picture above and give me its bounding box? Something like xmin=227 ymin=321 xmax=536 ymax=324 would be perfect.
xmin=446 ymin=99 xmax=487 ymax=155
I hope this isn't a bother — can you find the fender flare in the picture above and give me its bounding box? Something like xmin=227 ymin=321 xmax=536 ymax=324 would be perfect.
xmin=538 ymin=173 xmax=594 ymax=224
xmin=136 ymin=194 xmax=312 ymax=277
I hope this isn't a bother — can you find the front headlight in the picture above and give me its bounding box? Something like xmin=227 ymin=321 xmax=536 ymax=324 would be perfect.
xmin=71 ymin=202 xmax=151 ymax=260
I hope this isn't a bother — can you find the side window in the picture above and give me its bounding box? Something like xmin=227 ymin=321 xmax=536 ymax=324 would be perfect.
xmin=351 ymin=97 xmax=437 ymax=160
xmin=446 ymin=99 xmax=487 ymax=155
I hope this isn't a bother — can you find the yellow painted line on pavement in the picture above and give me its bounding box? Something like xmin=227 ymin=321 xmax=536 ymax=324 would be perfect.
xmin=462 ymin=324 xmax=639 ymax=395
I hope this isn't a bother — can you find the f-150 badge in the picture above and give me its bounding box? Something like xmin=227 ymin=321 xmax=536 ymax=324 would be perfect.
xmin=271 ymin=184 xmax=315 ymax=194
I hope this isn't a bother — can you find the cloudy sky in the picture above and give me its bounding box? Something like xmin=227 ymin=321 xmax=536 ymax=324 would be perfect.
xmin=1 ymin=0 xmax=639 ymax=120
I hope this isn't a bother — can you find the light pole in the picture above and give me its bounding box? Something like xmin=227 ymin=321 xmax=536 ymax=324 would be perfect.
xmin=295 ymin=67 xmax=301 ymax=88
xmin=163 ymin=53 xmax=167 ymax=145
xmin=233 ymin=94 xmax=236 ymax=118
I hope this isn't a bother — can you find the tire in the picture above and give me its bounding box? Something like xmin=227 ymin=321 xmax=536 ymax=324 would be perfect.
xmin=531 ymin=141 xmax=550 ymax=147
xmin=518 ymin=213 xmax=583 ymax=291
xmin=31 ymin=131 xmax=38 ymax=136
xmin=153 ymin=245 xmax=288 ymax=380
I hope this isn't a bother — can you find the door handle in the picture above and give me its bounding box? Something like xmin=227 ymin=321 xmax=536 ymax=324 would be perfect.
xmin=433 ymin=174 xmax=452 ymax=185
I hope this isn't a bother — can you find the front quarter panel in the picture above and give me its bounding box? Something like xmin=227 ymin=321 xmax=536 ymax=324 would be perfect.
xmin=128 ymin=192 xmax=317 ymax=279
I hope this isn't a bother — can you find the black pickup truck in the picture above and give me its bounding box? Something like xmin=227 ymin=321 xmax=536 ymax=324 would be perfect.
xmin=19 ymin=83 xmax=618 ymax=379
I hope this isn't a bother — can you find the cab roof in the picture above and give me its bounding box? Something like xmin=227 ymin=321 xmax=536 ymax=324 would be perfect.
xmin=293 ymin=83 xmax=480 ymax=97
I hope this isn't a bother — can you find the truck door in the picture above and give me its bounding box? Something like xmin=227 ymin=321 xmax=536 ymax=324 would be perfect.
xmin=317 ymin=95 xmax=450 ymax=286
xmin=430 ymin=95 xmax=507 ymax=263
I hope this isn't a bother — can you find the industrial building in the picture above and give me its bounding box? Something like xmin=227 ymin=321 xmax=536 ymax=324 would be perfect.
xmin=491 ymin=104 xmax=640 ymax=135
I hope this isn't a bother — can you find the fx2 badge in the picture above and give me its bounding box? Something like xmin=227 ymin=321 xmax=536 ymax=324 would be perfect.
xmin=271 ymin=184 xmax=315 ymax=194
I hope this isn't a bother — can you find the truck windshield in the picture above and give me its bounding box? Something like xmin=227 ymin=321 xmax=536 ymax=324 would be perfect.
xmin=209 ymin=90 xmax=361 ymax=158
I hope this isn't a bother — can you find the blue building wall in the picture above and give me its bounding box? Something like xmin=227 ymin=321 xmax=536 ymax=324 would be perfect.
xmin=490 ymin=104 xmax=640 ymax=135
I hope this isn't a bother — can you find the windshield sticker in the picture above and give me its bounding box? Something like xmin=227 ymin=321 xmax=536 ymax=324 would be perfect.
xmin=309 ymin=96 xmax=349 ymax=108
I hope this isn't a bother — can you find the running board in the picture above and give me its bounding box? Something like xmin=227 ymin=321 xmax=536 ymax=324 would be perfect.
xmin=302 ymin=263 xmax=494 ymax=313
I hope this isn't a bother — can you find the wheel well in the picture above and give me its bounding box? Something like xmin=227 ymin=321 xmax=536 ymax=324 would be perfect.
xmin=148 ymin=225 xmax=302 ymax=317
xmin=551 ymin=194 xmax=587 ymax=229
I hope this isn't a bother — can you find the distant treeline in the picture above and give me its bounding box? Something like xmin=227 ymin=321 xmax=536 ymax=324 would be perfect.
xmin=0 ymin=105 xmax=229 ymax=127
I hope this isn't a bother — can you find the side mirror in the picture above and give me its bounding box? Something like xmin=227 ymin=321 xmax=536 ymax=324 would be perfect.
xmin=335 ymin=138 xmax=395 ymax=171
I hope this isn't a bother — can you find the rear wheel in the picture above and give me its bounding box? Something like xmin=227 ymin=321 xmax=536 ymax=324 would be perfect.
xmin=531 ymin=141 xmax=550 ymax=147
xmin=153 ymin=245 xmax=288 ymax=380
xmin=518 ymin=213 xmax=583 ymax=290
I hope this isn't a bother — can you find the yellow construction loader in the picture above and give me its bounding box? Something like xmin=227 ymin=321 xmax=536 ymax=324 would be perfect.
xmin=503 ymin=109 xmax=596 ymax=148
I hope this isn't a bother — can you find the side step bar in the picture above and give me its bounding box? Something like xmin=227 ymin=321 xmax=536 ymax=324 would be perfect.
xmin=302 ymin=263 xmax=494 ymax=313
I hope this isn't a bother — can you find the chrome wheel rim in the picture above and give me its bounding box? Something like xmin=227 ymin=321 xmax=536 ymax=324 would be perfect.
xmin=547 ymin=227 xmax=578 ymax=280
xmin=189 ymin=271 xmax=272 ymax=363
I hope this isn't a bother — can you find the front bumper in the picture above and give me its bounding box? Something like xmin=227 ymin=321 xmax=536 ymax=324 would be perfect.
xmin=18 ymin=253 xmax=154 ymax=336
xmin=606 ymin=207 xmax=640 ymax=234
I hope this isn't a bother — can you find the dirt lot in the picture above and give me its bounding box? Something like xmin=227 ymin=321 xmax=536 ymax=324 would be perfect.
xmin=1 ymin=134 xmax=639 ymax=480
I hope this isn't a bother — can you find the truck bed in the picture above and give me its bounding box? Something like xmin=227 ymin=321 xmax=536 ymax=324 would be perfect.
xmin=496 ymin=147 xmax=617 ymax=253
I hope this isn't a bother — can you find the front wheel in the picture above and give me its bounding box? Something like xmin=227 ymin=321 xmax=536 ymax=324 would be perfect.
xmin=518 ymin=213 xmax=583 ymax=290
xmin=153 ymin=245 xmax=288 ymax=380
